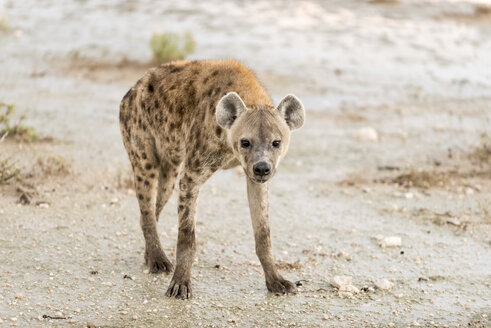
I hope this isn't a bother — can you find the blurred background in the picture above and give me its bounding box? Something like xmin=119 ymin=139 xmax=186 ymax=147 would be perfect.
xmin=0 ymin=0 xmax=490 ymax=327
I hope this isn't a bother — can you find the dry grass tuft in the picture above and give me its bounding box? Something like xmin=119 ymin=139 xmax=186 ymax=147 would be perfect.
xmin=390 ymin=167 xmax=449 ymax=189
xmin=36 ymin=155 xmax=71 ymax=176
xmin=473 ymin=134 xmax=491 ymax=166
xmin=0 ymin=101 xmax=38 ymax=142
xmin=0 ymin=157 xmax=19 ymax=185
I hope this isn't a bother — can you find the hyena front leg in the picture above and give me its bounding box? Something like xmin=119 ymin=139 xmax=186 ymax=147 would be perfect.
xmin=166 ymin=169 xmax=206 ymax=299
xmin=246 ymin=178 xmax=297 ymax=294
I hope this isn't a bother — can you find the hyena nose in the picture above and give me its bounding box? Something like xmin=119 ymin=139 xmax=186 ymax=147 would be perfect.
xmin=253 ymin=161 xmax=271 ymax=176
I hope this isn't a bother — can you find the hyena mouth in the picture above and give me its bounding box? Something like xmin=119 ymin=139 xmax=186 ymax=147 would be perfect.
xmin=254 ymin=176 xmax=269 ymax=184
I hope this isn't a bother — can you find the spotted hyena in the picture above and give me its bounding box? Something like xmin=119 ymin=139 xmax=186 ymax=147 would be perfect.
xmin=119 ymin=60 xmax=305 ymax=299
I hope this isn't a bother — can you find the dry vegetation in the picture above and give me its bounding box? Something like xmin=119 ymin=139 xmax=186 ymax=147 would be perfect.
xmin=0 ymin=101 xmax=38 ymax=142
xmin=0 ymin=157 xmax=19 ymax=184
xmin=36 ymin=155 xmax=71 ymax=176
xmin=390 ymin=167 xmax=449 ymax=189
xmin=472 ymin=134 xmax=491 ymax=167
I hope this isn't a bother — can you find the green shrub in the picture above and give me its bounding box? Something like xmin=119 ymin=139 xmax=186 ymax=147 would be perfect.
xmin=150 ymin=31 xmax=196 ymax=64
xmin=0 ymin=101 xmax=38 ymax=142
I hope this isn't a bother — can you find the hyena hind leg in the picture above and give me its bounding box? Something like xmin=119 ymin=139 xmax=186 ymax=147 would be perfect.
xmin=130 ymin=149 xmax=174 ymax=274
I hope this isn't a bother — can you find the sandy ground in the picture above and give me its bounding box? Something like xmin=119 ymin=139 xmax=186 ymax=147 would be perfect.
xmin=0 ymin=0 xmax=490 ymax=327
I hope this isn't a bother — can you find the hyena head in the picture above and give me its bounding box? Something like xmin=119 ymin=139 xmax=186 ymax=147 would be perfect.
xmin=216 ymin=92 xmax=305 ymax=183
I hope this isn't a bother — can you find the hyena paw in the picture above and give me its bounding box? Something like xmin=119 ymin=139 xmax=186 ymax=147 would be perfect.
xmin=144 ymin=248 xmax=173 ymax=274
xmin=166 ymin=277 xmax=192 ymax=300
xmin=266 ymin=276 xmax=297 ymax=295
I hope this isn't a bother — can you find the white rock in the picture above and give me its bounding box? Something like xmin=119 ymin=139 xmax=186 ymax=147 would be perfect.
xmin=355 ymin=127 xmax=378 ymax=141
xmin=331 ymin=275 xmax=352 ymax=288
xmin=379 ymin=236 xmax=401 ymax=248
xmin=375 ymin=278 xmax=394 ymax=290
xmin=37 ymin=202 xmax=50 ymax=209
xmin=332 ymin=275 xmax=359 ymax=297
xmin=339 ymin=284 xmax=359 ymax=294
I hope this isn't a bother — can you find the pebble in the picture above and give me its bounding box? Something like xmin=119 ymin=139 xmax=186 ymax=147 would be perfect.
xmin=375 ymin=278 xmax=394 ymax=290
xmin=377 ymin=236 xmax=402 ymax=248
xmin=331 ymin=276 xmax=359 ymax=297
xmin=37 ymin=202 xmax=50 ymax=209
xmin=15 ymin=293 xmax=23 ymax=299
xmin=331 ymin=275 xmax=353 ymax=288
xmin=355 ymin=127 xmax=378 ymax=141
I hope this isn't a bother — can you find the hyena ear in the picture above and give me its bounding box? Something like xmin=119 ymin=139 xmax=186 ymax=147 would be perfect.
xmin=216 ymin=92 xmax=247 ymax=129
xmin=277 ymin=94 xmax=305 ymax=130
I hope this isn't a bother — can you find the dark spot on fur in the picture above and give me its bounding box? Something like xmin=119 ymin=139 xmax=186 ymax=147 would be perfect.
xmin=178 ymin=205 xmax=184 ymax=213
xmin=226 ymin=80 xmax=233 ymax=87
xmin=145 ymin=163 xmax=152 ymax=170
xmin=203 ymin=76 xmax=209 ymax=84
xmin=149 ymin=173 xmax=155 ymax=178
xmin=211 ymin=70 xmax=219 ymax=77
xmin=142 ymin=152 xmax=147 ymax=160
xmin=144 ymin=180 xmax=149 ymax=186
xmin=170 ymin=66 xmax=183 ymax=74
xmin=182 ymin=207 xmax=190 ymax=219
xmin=154 ymin=99 xmax=159 ymax=109
xmin=138 ymin=194 xmax=144 ymax=200
xmin=143 ymin=210 xmax=149 ymax=216
xmin=205 ymin=88 xmax=213 ymax=98
xmin=148 ymin=84 xmax=154 ymax=93
xmin=215 ymin=126 xmax=222 ymax=137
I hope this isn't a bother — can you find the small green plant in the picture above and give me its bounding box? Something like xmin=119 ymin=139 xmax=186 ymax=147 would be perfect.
xmin=0 ymin=157 xmax=19 ymax=184
xmin=0 ymin=102 xmax=38 ymax=142
xmin=149 ymin=31 xmax=196 ymax=64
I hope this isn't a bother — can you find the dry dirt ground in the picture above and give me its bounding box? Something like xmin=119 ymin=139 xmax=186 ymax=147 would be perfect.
xmin=0 ymin=0 xmax=490 ymax=327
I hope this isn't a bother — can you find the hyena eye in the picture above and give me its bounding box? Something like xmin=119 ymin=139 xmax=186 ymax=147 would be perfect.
xmin=272 ymin=140 xmax=281 ymax=148
xmin=240 ymin=139 xmax=251 ymax=148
